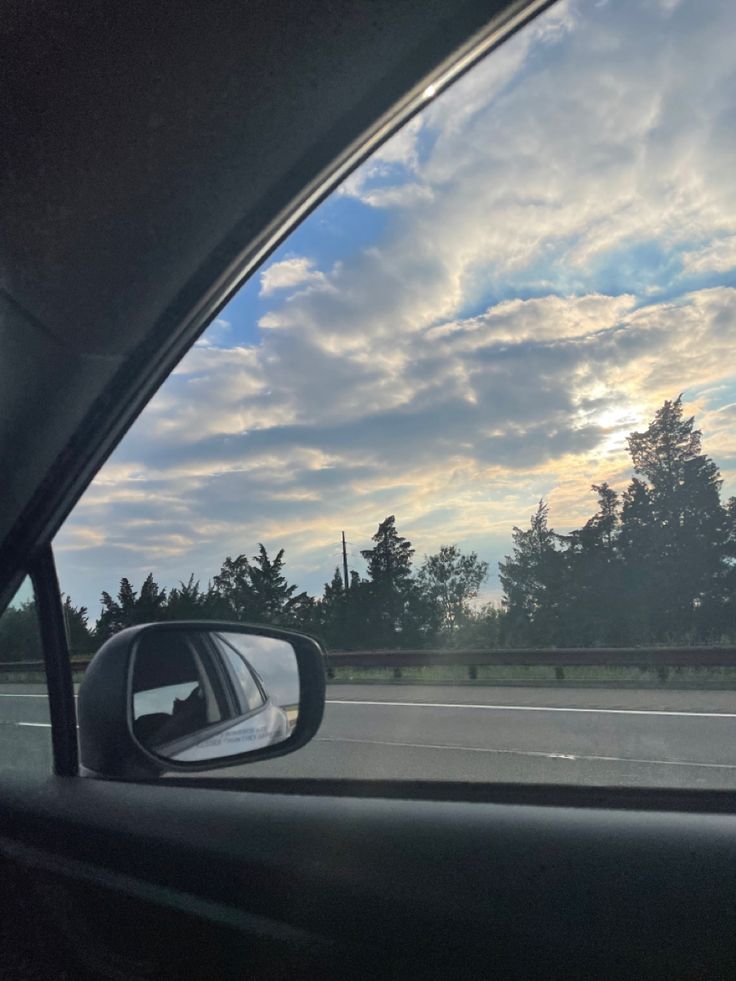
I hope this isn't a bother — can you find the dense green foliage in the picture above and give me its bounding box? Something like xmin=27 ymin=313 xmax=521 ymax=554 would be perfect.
xmin=3 ymin=398 xmax=736 ymax=659
xmin=501 ymin=397 xmax=736 ymax=646
xmin=0 ymin=600 xmax=43 ymax=664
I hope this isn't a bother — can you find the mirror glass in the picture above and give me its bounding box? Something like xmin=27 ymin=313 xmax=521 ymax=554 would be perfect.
xmin=130 ymin=630 xmax=299 ymax=763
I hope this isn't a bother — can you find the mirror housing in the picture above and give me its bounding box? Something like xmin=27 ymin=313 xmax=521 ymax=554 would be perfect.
xmin=78 ymin=622 xmax=326 ymax=779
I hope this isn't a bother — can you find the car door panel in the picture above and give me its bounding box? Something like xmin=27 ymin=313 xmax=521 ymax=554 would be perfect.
xmin=2 ymin=775 xmax=736 ymax=979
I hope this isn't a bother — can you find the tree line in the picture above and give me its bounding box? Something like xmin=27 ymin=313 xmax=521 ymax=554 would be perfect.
xmin=3 ymin=396 xmax=736 ymax=662
xmin=83 ymin=531 xmax=492 ymax=653
xmin=500 ymin=396 xmax=736 ymax=647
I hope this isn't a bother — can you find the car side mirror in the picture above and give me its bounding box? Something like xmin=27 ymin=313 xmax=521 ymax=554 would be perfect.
xmin=78 ymin=622 xmax=326 ymax=779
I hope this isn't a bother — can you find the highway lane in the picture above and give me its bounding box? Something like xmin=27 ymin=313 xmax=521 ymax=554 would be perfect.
xmin=206 ymin=684 xmax=736 ymax=787
xmin=0 ymin=685 xmax=51 ymax=724
xmin=4 ymin=683 xmax=736 ymax=788
xmin=0 ymin=684 xmax=53 ymax=775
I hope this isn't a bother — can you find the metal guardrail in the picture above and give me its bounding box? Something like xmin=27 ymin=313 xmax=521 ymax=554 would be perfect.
xmin=3 ymin=647 xmax=736 ymax=680
xmin=325 ymin=647 xmax=736 ymax=682
xmin=327 ymin=647 xmax=736 ymax=668
xmin=0 ymin=658 xmax=91 ymax=672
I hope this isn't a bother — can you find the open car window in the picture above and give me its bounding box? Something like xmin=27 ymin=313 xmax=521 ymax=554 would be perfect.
xmin=0 ymin=577 xmax=52 ymax=776
xmin=51 ymin=0 xmax=736 ymax=789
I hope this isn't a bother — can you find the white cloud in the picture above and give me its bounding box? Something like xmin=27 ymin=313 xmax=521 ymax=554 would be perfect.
xmin=338 ymin=116 xmax=425 ymax=206
xmin=255 ymin=0 xmax=736 ymax=370
xmin=342 ymin=0 xmax=736 ymax=309
xmin=427 ymin=294 xmax=637 ymax=346
xmin=259 ymin=256 xmax=325 ymax=297
xmin=682 ymin=236 xmax=736 ymax=276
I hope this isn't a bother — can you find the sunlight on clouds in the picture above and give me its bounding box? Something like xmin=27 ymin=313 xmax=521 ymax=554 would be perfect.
xmin=259 ymin=256 xmax=326 ymax=296
xmin=682 ymin=236 xmax=736 ymax=276
xmin=427 ymin=294 xmax=636 ymax=346
xmin=54 ymin=527 xmax=107 ymax=551
xmin=109 ymin=534 xmax=196 ymax=557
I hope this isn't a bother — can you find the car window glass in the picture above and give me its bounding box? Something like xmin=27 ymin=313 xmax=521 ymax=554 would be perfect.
xmin=56 ymin=0 xmax=736 ymax=788
xmin=133 ymin=682 xmax=201 ymax=720
xmin=0 ymin=578 xmax=53 ymax=776
xmin=216 ymin=641 xmax=266 ymax=713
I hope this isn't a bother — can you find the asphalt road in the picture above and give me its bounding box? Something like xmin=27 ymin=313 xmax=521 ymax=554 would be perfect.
xmin=4 ymin=683 xmax=736 ymax=788
xmin=0 ymin=683 xmax=54 ymax=775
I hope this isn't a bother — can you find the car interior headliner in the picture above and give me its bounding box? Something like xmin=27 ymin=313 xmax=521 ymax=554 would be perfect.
xmin=0 ymin=0 xmax=547 ymax=608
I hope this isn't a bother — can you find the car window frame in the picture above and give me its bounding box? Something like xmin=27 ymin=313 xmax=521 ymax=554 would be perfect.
xmin=212 ymin=633 xmax=268 ymax=715
xmin=27 ymin=546 xmax=78 ymax=777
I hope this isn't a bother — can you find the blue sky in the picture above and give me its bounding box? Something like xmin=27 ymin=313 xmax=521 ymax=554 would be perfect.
xmin=55 ymin=0 xmax=736 ymax=616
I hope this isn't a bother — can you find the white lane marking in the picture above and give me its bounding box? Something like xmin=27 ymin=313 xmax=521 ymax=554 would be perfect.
xmin=317 ymin=735 xmax=736 ymax=770
xmin=0 ymin=719 xmax=52 ymax=729
xmin=2 ymin=693 xmax=736 ymax=717
xmin=326 ymin=699 xmax=736 ymax=719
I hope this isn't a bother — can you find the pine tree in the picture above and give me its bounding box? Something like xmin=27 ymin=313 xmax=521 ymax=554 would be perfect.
xmin=212 ymin=545 xmax=312 ymax=627
xmin=165 ymin=575 xmax=212 ymax=620
xmin=338 ymin=571 xmax=376 ymax=649
xmin=319 ymin=568 xmax=349 ymax=648
xmin=360 ymin=516 xmax=416 ymax=646
xmin=61 ymin=595 xmax=94 ymax=654
xmin=361 ymin=516 xmax=414 ymax=585
xmin=95 ymin=575 xmax=166 ymax=639
xmin=248 ymin=545 xmax=303 ymax=623
xmin=211 ymin=554 xmax=255 ymax=620
xmin=626 ymin=396 xmax=725 ymax=638
xmin=499 ymin=501 xmax=564 ymax=646
xmin=559 ymin=484 xmax=624 ymax=646
xmin=137 ymin=573 xmax=167 ymax=622
xmin=96 ymin=578 xmax=136 ymax=639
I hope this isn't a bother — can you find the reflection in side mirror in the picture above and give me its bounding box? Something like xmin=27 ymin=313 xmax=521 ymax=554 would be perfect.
xmin=78 ymin=621 xmax=325 ymax=779
xmin=131 ymin=630 xmax=299 ymax=764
